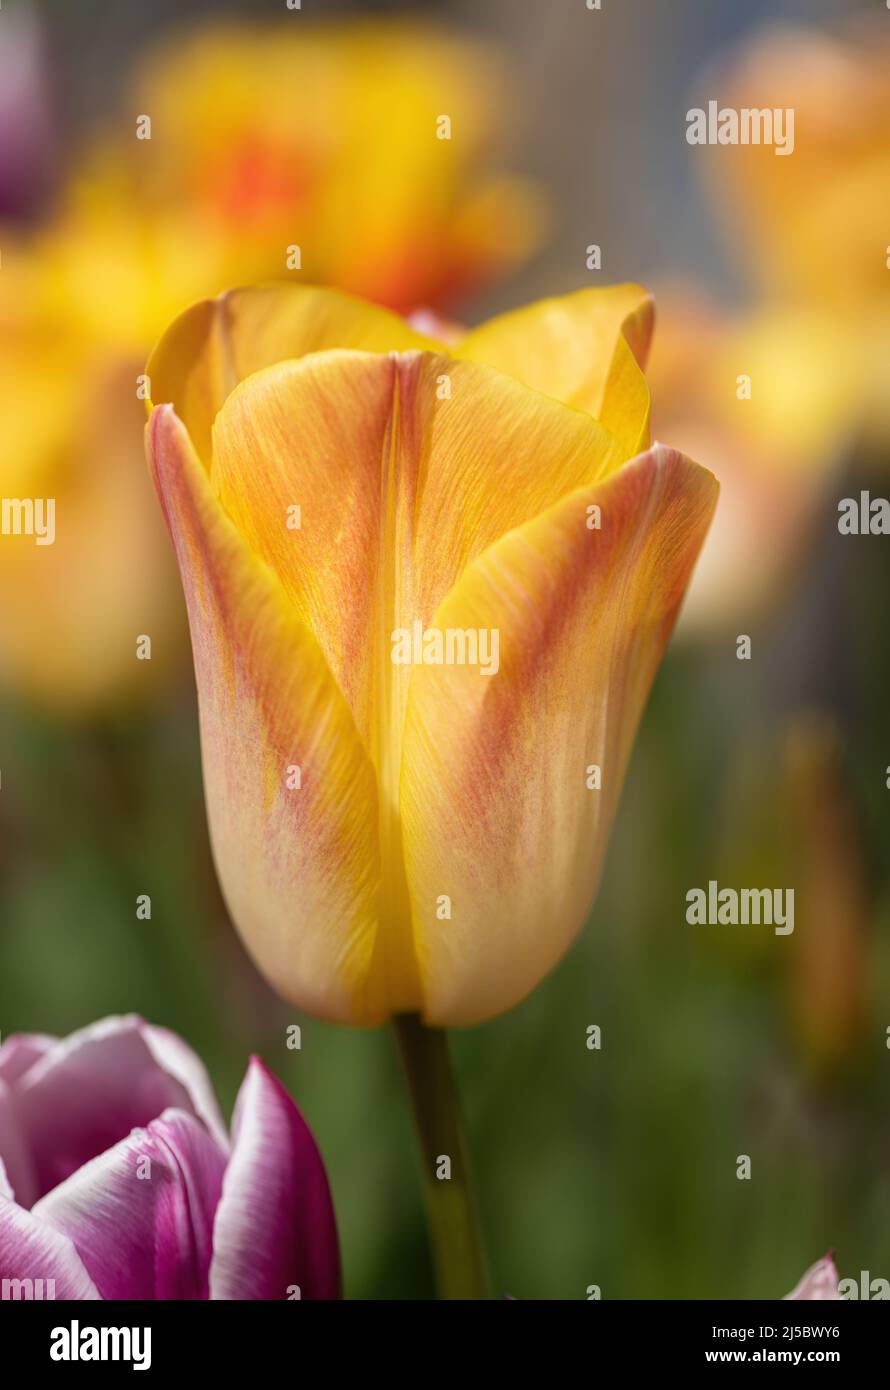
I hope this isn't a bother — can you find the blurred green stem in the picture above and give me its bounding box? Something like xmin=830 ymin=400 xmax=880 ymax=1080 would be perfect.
xmin=394 ymin=1014 xmax=491 ymax=1300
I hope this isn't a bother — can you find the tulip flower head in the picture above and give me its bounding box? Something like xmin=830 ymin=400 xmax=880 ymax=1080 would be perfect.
xmin=784 ymin=1254 xmax=842 ymax=1301
xmin=0 ymin=1016 xmax=339 ymax=1299
xmin=147 ymin=284 xmax=717 ymax=1026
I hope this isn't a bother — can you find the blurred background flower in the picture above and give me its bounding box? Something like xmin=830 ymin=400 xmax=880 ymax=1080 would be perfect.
xmin=0 ymin=10 xmax=543 ymax=716
xmin=647 ymin=288 xmax=859 ymax=634
xmin=651 ymin=14 xmax=890 ymax=635
xmin=0 ymin=6 xmax=54 ymax=219
xmin=1 ymin=0 xmax=888 ymax=1301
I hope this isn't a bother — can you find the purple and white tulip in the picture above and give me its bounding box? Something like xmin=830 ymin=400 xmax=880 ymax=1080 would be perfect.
xmin=0 ymin=1016 xmax=340 ymax=1299
xmin=784 ymin=1254 xmax=841 ymax=1301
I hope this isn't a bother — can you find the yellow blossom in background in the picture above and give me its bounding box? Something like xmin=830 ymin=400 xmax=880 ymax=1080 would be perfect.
xmin=0 ymin=19 xmax=545 ymax=713
xmin=703 ymin=20 xmax=890 ymax=313
xmin=0 ymin=272 xmax=186 ymax=712
xmin=43 ymin=20 xmax=545 ymax=338
xmin=146 ymin=283 xmax=716 ymax=1025
xmin=647 ymin=287 xmax=859 ymax=633
xmin=646 ymin=17 xmax=890 ymax=636
xmin=699 ymin=19 xmax=890 ymax=439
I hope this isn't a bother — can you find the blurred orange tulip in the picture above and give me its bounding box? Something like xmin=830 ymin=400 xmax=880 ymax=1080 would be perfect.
xmin=147 ymin=283 xmax=716 ymax=1025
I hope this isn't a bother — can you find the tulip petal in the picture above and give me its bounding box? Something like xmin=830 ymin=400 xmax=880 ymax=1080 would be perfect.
xmin=211 ymin=349 xmax=626 ymax=751
xmin=0 ymin=1191 xmax=100 ymax=1299
xmin=400 ymin=444 xmax=717 ymax=1024
xmin=139 ymin=1022 xmax=228 ymax=1148
xmin=0 ymin=1078 xmax=37 ymax=1208
xmin=209 ymin=1059 xmax=340 ymax=1300
xmin=0 ymin=1035 xmax=54 ymax=1210
xmin=161 ymin=333 xmax=629 ymax=1021
xmin=149 ymin=406 xmax=385 ymax=1023
xmin=784 ymin=1254 xmax=842 ymax=1301
xmin=457 ymin=285 xmax=654 ymax=453
xmin=0 ymin=1033 xmax=55 ymax=1085
xmin=208 ymin=349 xmax=626 ymax=1018
xmin=14 ymin=1015 xmax=221 ymax=1199
xmin=148 ymin=284 xmax=439 ymax=465
xmin=33 ymin=1109 xmax=226 ymax=1300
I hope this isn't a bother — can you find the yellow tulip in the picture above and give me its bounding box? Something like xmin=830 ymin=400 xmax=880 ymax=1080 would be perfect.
xmin=647 ymin=286 xmax=861 ymax=634
xmin=0 ymin=280 xmax=186 ymax=713
xmin=50 ymin=20 xmax=545 ymax=330
xmin=146 ymin=284 xmax=717 ymax=1026
xmin=698 ymin=20 xmax=890 ymax=442
xmin=701 ymin=19 xmax=890 ymax=313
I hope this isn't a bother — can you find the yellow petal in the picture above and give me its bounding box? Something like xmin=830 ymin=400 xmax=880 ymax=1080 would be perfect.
xmin=399 ymin=445 xmax=718 ymax=1025
xmin=147 ymin=404 xmax=389 ymax=1025
xmin=207 ymin=333 xmax=627 ymax=1022
xmin=147 ymin=284 xmax=439 ymax=465
xmin=210 ymin=345 xmax=627 ymax=757
xmin=457 ymin=284 xmax=653 ymax=453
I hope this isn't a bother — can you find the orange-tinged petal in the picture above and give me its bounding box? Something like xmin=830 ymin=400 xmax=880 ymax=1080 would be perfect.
xmin=147 ymin=284 xmax=439 ymax=465
xmin=457 ymin=285 xmax=653 ymax=454
xmin=399 ymin=445 xmax=718 ymax=1025
xmin=210 ymin=346 xmax=627 ymax=757
xmin=204 ymin=330 xmax=627 ymax=1023
xmin=147 ymin=404 xmax=389 ymax=1025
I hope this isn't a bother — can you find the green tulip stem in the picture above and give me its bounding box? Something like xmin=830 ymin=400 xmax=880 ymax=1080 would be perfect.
xmin=394 ymin=1014 xmax=491 ymax=1300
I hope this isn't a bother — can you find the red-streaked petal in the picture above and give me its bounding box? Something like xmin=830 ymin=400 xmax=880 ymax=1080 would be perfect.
xmin=148 ymin=405 xmax=383 ymax=1024
xmin=400 ymin=445 xmax=718 ymax=1023
xmin=147 ymin=284 xmax=439 ymax=465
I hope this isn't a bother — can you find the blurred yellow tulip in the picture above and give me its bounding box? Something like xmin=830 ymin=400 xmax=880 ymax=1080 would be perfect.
xmin=654 ymin=18 xmax=890 ymax=637
xmin=0 ymin=274 xmax=186 ymax=713
xmin=146 ymin=283 xmax=717 ymax=1025
xmin=699 ymin=19 xmax=890 ymax=440
xmin=52 ymin=20 xmax=545 ymax=330
xmin=703 ymin=20 xmax=890 ymax=314
xmin=648 ymin=286 xmax=859 ymax=633
xmin=0 ymin=18 xmax=545 ymax=714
